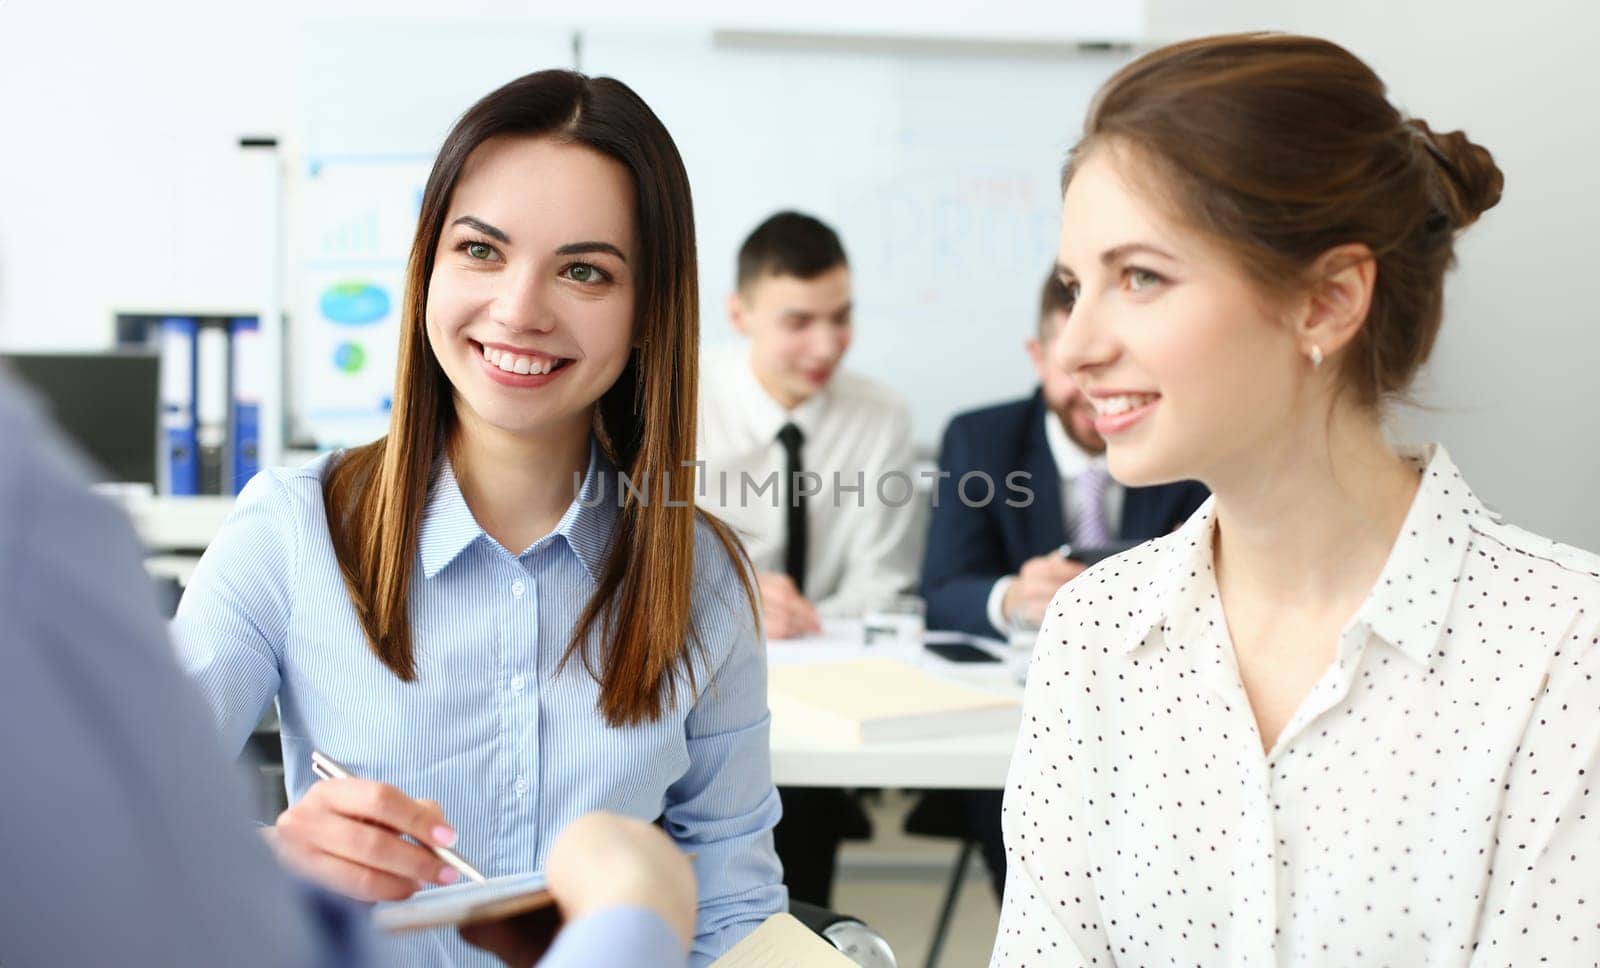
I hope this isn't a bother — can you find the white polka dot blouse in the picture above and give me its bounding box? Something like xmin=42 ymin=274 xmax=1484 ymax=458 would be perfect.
xmin=992 ymin=445 xmax=1600 ymax=966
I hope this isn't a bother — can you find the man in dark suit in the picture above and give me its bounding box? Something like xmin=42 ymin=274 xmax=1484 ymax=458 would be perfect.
xmin=924 ymin=269 xmax=1209 ymax=640
xmin=911 ymin=268 xmax=1209 ymax=897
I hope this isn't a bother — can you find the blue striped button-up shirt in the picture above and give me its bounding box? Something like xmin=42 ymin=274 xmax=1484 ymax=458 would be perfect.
xmin=173 ymin=441 xmax=784 ymax=967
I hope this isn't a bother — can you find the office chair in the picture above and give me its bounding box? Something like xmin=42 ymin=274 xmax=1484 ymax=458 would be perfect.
xmin=902 ymin=790 xmax=999 ymax=968
xmin=788 ymin=900 xmax=898 ymax=968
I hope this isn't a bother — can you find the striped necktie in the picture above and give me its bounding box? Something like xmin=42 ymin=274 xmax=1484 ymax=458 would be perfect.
xmin=1070 ymin=463 xmax=1113 ymax=547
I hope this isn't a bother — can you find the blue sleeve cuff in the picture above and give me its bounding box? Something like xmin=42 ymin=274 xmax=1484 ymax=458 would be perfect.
xmin=540 ymin=906 xmax=686 ymax=968
xmin=294 ymin=879 xmax=374 ymax=968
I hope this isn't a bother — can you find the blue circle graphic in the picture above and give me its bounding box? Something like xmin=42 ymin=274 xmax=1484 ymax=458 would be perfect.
xmin=320 ymin=282 xmax=391 ymax=326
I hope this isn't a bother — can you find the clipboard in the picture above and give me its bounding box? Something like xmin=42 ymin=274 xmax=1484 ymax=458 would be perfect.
xmin=373 ymin=872 xmax=552 ymax=933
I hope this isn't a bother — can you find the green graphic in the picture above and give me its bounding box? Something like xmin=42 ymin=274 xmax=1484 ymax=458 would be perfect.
xmin=333 ymin=342 xmax=366 ymax=374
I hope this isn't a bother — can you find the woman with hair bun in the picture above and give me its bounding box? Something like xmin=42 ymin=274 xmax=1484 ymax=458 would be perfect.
xmin=993 ymin=33 xmax=1600 ymax=965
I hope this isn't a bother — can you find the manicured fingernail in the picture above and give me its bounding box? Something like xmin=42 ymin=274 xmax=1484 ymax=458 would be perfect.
xmin=438 ymin=866 xmax=460 ymax=885
xmin=432 ymin=825 xmax=457 ymax=848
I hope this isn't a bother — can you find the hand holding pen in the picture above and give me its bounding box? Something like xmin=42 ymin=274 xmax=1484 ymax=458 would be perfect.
xmin=310 ymin=752 xmax=487 ymax=884
xmin=269 ymin=749 xmax=485 ymax=903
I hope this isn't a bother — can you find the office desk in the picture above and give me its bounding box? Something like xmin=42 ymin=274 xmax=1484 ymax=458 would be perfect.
xmin=116 ymin=493 xmax=234 ymax=552
xmin=770 ymin=723 xmax=1018 ymax=789
xmin=766 ymin=626 xmax=1024 ymax=790
xmin=111 ymin=494 xmax=233 ymax=584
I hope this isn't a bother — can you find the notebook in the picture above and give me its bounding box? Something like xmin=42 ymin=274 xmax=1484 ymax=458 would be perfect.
xmin=380 ymin=887 xmax=859 ymax=965
xmin=768 ymin=656 xmax=1020 ymax=743
xmin=372 ymin=872 xmax=551 ymax=933
xmin=709 ymin=913 xmax=858 ymax=967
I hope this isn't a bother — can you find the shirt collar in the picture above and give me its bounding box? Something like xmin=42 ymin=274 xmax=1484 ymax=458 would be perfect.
xmin=417 ymin=456 xmax=480 ymax=580
xmin=1346 ymin=443 xmax=1481 ymax=666
xmin=1118 ymin=496 xmax=1218 ymax=655
xmin=1117 ymin=443 xmax=1483 ymax=667
xmin=1042 ymin=406 xmax=1098 ymax=480
xmin=727 ymin=343 xmax=829 ymax=442
xmin=417 ymin=437 xmax=618 ymax=581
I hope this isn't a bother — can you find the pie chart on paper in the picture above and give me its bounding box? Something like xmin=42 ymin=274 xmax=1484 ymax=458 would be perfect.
xmin=320 ymin=281 xmax=391 ymax=326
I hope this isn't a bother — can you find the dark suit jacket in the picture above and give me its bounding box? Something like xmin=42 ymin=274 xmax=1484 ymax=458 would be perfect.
xmin=921 ymin=389 xmax=1210 ymax=638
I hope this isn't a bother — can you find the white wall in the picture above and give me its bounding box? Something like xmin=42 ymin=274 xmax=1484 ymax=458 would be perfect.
xmin=0 ymin=0 xmax=1137 ymax=353
xmin=2 ymin=0 xmax=1596 ymax=549
xmin=578 ymin=30 xmax=1128 ymax=453
xmin=0 ymin=3 xmax=291 ymax=345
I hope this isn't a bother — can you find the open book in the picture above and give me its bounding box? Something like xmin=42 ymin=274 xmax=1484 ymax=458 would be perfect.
xmin=709 ymin=913 xmax=859 ymax=967
xmin=769 ymin=656 xmax=1019 ymax=743
xmin=379 ymin=884 xmax=861 ymax=966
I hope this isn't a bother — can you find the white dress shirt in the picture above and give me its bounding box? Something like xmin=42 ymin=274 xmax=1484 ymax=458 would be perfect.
xmin=1042 ymin=407 xmax=1124 ymax=537
xmin=993 ymin=444 xmax=1600 ymax=966
xmin=984 ymin=410 xmax=1125 ymax=633
xmin=697 ymin=342 xmax=922 ymax=617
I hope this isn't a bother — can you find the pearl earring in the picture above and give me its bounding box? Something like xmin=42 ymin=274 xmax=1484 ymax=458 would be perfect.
xmin=1309 ymin=345 xmax=1324 ymax=368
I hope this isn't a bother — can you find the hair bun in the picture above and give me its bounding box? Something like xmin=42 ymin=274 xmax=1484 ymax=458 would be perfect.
xmin=1405 ymin=118 xmax=1504 ymax=229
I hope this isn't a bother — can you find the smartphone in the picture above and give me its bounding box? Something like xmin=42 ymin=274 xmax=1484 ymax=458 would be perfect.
xmin=1061 ymin=540 xmax=1140 ymax=565
xmin=924 ymin=641 xmax=1002 ymax=664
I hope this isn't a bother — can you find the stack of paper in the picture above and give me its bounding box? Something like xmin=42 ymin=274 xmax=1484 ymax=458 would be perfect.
xmin=768 ymin=657 xmax=1019 ymax=744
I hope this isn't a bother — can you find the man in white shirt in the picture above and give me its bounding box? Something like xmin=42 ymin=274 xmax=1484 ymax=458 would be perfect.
xmin=696 ymin=211 xmax=922 ymax=907
xmin=697 ymin=210 xmax=921 ymax=638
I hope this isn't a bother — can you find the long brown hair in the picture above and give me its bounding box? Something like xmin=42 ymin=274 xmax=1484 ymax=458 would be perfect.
xmin=322 ymin=70 xmax=756 ymax=726
xmin=1065 ymin=33 xmax=1504 ymax=407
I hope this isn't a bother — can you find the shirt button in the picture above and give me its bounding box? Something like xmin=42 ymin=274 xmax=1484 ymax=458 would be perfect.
xmin=514 ymin=776 xmax=529 ymax=796
xmin=510 ymin=674 xmax=526 ymax=693
xmin=511 ymin=580 xmax=526 ymax=598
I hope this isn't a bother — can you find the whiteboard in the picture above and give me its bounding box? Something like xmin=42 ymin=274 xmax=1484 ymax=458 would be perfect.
xmin=581 ymin=31 xmax=1130 ymax=448
xmin=293 ymin=154 xmax=430 ymax=446
xmin=289 ymin=23 xmax=1125 ymax=448
xmin=291 ymin=20 xmax=574 ymax=446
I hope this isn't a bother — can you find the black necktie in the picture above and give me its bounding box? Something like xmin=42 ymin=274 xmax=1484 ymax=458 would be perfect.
xmin=776 ymin=422 xmax=807 ymax=595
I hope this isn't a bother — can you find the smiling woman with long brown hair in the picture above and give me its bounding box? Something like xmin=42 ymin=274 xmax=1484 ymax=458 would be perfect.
xmin=171 ymin=70 xmax=781 ymax=967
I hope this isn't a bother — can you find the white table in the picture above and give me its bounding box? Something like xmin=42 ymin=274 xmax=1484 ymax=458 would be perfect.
xmin=766 ymin=624 xmax=1025 ymax=789
xmin=113 ymin=493 xmax=234 ymax=551
xmin=109 ymin=493 xmax=234 ymax=584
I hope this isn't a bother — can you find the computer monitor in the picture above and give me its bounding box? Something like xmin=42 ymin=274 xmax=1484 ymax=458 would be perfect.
xmin=2 ymin=351 xmax=161 ymax=486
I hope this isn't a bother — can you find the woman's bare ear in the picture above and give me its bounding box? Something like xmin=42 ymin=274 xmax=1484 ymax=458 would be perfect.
xmin=1295 ymin=242 xmax=1376 ymax=362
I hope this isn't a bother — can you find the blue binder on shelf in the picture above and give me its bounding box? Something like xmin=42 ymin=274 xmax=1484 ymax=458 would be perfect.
xmin=229 ymin=316 xmax=262 ymax=494
xmin=158 ymin=316 xmax=200 ymax=496
xmin=194 ymin=319 xmax=231 ymax=495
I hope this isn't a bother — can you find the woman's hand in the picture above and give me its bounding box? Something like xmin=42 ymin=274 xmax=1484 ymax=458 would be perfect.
xmin=271 ymin=778 xmax=463 ymax=902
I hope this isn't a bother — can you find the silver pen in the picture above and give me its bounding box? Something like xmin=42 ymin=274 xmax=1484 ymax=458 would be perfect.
xmin=309 ymin=750 xmax=488 ymax=884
